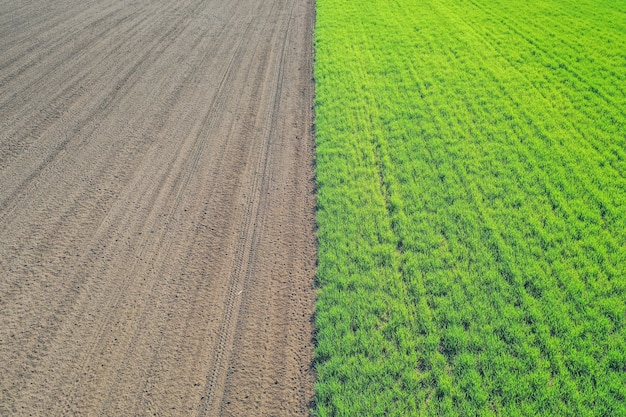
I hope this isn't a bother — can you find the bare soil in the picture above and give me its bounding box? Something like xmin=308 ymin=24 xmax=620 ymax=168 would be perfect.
xmin=0 ymin=0 xmax=316 ymax=415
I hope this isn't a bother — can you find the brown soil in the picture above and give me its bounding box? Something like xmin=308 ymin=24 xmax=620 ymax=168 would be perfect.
xmin=0 ymin=0 xmax=316 ymax=415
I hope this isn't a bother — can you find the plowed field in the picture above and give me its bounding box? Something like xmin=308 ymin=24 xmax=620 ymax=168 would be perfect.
xmin=0 ymin=0 xmax=315 ymax=415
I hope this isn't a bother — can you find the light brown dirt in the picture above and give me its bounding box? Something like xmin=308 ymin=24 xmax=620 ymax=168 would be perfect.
xmin=0 ymin=0 xmax=316 ymax=415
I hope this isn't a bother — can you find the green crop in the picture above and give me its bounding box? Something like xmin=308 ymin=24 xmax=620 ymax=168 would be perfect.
xmin=313 ymin=0 xmax=626 ymax=415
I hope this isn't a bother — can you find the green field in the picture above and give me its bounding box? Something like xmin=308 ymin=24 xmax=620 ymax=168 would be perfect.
xmin=313 ymin=0 xmax=626 ymax=415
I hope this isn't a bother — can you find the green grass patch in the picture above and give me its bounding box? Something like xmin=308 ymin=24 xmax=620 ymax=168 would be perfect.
xmin=313 ymin=0 xmax=626 ymax=415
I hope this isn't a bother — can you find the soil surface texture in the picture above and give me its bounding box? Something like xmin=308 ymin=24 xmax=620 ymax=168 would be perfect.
xmin=0 ymin=0 xmax=316 ymax=415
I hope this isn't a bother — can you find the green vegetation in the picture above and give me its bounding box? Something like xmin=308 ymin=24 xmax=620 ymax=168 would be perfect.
xmin=313 ymin=0 xmax=626 ymax=415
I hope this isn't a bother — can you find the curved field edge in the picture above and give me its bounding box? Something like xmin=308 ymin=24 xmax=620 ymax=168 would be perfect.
xmin=313 ymin=0 xmax=626 ymax=415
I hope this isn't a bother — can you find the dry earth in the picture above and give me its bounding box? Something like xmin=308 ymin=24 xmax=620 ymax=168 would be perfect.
xmin=0 ymin=0 xmax=316 ymax=415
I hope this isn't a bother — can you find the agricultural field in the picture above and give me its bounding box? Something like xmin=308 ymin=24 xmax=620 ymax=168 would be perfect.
xmin=314 ymin=0 xmax=626 ymax=415
xmin=0 ymin=0 xmax=315 ymax=415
